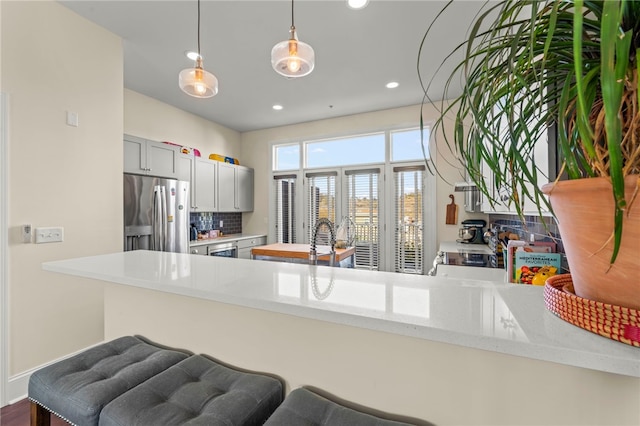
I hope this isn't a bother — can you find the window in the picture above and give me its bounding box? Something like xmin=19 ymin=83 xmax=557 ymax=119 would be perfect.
xmin=270 ymin=127 xmax=435 ymax=274
xmin=274 ymin=144 xmax=300 ymax=171
xmin=273 ymin=174 xmax=297 ymax=243
xmin=391 ymin=128 xmax=429 ymax=162
xmin=345 ymin=168 xmax=380 ymax=270
xmin=306 ymin=134 xmax=384 ymax=168
xmin=394 ymin=166 xmax=425 ymax=274
xmin=306 ymin=172 xmax=337 ymax=245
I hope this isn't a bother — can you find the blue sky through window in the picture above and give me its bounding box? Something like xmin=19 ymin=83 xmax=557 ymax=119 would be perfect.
xmin=306 ymin=134 xmax=385 ymax=168
xmin=273 ymin=128 xmax=429 ymax=171
xmin=392 ymin=129 xmax=429 ymax=162
xmin=274 ymin=144 xmax=300 ymax=170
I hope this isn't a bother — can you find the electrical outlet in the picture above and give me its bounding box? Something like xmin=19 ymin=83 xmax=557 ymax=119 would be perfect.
xmin=219 ymin=220 xmax=223 ymax=227
xmin=22 ymin=224 xmax=32 ymax=243
xmin=35 ymin=227 xmax=64 ymax=243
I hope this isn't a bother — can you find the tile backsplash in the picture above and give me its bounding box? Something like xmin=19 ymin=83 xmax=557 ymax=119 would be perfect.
xmin=190 ymin=212 xmax=242 ymax=235
xmin=488 ymin=213 xmax=569 ymax=273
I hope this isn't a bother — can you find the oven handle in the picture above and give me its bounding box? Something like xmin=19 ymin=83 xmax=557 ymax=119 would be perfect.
xmin=207 ymin=242 xmax=238 ymax=256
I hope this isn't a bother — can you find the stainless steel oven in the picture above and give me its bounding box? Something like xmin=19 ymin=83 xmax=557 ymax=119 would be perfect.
xmin=207 ymin=242 xmax=238 ymax=258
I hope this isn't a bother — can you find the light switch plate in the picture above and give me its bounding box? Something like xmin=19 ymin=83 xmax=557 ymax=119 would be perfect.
xmin=66 ymin=111 xmax=79 ymax=127
xmin=35 ymin=227 xmax=64 ymax=243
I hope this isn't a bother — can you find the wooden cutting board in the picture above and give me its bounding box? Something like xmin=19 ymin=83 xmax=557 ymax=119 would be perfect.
xmin=446 ymin=194 xmax=458 ymax=224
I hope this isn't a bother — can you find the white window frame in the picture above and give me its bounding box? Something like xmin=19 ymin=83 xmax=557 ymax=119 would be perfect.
xmin=268 ymin=126 xmax=437 ymax=273
xmin=269 ymin=171 xmax=304 ymax=244
xmin=304 ymin=169 xmax=340 ymax=244
xmin=342 ymin=166 xmax=384 ymax=271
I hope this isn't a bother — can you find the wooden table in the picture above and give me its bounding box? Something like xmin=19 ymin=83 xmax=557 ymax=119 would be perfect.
xmin=251 ymin=243 xmax=355 ymax=266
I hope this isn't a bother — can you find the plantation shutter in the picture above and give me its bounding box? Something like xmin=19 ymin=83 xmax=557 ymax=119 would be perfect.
xmin=394 ymin=166 xmax=425 ymax=274
xmin=345 ymin=168 xmax=380 ymax=270
xmin=273 ymin=174 xmax=297 ymax=243
xmin=306 ymin=172 xmax=337 ymax=245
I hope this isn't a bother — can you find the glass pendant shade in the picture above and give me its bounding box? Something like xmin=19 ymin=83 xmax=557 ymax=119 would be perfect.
xmin=271 ymin=28 xmax=315 ymax=78
xmin=179 ymin=57 xmax=218 ymax=98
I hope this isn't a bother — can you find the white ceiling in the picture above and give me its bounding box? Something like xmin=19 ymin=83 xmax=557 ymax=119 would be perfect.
xmin=59 ymin=0 xmax=483 ymax=133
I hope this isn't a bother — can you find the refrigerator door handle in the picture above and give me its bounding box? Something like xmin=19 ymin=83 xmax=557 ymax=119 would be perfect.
xmin=160 ymin=186 xmax=168 ymax=251
xmin=152 ymin=185 xmax=166 ymax=251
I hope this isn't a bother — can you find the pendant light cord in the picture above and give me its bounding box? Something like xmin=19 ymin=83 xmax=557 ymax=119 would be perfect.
xmin=291 ymin=0 xmax=295 ymax=29
xmin=197 ymin=0 xmax=201 ymax=56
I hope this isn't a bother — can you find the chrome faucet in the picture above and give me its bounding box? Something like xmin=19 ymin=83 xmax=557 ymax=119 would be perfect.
xmin=427 ymin=250 xmax=445 ymax=276
xmin=309 ymin=218 xmax=336 ymax=266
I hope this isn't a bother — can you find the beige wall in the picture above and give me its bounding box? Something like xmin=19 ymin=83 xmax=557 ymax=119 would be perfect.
xmin=0 ymin=0 xmax=241 ymax=384
xmin=240 ymin=103 xmax=488 ymax=245
xmin=124 ymin=89 xmax=241 ymax=159
xmin=2 ymin=1 xmax=123 ymax=375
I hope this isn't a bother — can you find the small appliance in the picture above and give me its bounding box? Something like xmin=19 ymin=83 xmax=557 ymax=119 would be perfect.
xmin=458 ymin=219 xmax=487 ymax=244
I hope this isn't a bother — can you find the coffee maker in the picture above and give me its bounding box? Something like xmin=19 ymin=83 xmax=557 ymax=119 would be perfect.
xmin=458 ymin=219 xmax=487 ymax=244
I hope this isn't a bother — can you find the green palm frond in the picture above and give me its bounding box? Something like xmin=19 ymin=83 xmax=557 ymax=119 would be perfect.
xmin=420 ymin=0 xmax=640 ymax=265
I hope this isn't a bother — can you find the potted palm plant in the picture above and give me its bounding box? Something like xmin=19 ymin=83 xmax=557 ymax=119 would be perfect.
xmin=420 ymin=0 xmax=639 ymax=310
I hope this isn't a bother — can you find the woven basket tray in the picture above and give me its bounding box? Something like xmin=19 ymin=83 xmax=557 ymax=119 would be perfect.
xmin=544 ymin=274 xmax=640 ymax=347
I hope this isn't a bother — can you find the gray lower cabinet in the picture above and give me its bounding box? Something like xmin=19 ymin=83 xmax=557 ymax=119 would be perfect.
xmin=238 ymin=236 xmax=267 ymax=259
xmin=124 ymin=134 xmax=179 ymax=179
xmin=218 ymin=162 xmax=254 ymax=212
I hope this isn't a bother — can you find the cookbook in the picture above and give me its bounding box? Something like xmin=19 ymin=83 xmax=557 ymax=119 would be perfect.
xmin=514 ymin=252 xmax=562 ymax=285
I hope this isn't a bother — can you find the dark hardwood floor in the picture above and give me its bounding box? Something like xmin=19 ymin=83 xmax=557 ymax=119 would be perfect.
xmin=1 ymin=398 xmax=68 ymax=426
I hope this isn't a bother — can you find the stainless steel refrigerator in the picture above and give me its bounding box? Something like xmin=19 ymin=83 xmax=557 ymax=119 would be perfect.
xmin=124 ymin=174 xmax=190 ymax=253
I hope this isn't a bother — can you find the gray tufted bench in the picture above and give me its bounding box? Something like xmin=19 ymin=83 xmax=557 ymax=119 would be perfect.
xmin=99 ymin=354 xmax=283 ymax=426
xmin=28 ymin=335 xmax=191 ymax=426
xmin=263 ymin=387 xmax=416 ymax=426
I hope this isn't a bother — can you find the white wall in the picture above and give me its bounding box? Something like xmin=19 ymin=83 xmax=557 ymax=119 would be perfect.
xmin=1 ymin=0 xmax=122 ymax=377
xmin=240 ymin=103 xmax=488 ymax=245
xmin=124 ymin=89 xmax=241 ymax=159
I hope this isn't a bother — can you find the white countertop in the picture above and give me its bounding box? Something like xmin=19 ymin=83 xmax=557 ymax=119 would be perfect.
xmin=189 ymin=233 xmax=266 ymax=247
xmin=42 ymin=250 xmax=639 ymax=378
xmin=439 ymin=241 xmax=494 ymax=255
xmin=437 ymin=264 xmax=507 ymax=282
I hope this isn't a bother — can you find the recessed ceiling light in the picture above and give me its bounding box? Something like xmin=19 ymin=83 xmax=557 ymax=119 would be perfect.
xmin=273 ymin=104 xmax=283 ymax=111
xmin=386 ymin=81 xmax=399 ymax=89
xmin=185 ymin=51 xmax=200 ymax=61
xmin=347 ymin=0 xmax=369 ymax=10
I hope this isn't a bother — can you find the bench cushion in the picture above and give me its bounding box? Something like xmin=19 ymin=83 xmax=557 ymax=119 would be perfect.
xmin=263 ymin=388 xmax=414 ymax=426
xmin=99 ymin=354 xmax=283 ymax=426
xmin=28 ymin=335 xmax=190 ymax=426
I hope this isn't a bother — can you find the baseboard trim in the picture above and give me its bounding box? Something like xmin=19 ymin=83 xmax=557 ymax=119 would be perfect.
xmin=6 ymin=340 xmax=105 ymax=405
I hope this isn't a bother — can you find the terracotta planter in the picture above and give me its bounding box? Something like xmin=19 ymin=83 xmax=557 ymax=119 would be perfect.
xmin=541 ymin=175 xmax=640 ymax=311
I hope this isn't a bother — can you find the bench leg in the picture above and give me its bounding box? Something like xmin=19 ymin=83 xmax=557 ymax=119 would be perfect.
xmin=30 ymin=401 xmax=51 ymax=426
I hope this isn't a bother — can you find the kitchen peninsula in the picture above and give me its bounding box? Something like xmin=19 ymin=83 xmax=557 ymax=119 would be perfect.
xmin=42 ymin=251 xmax=639 ymax=426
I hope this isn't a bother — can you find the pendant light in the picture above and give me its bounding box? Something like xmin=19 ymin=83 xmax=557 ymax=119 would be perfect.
xmin=179 ymin=0 xmax=218 ymax=98
xmin=271 ymin=0 xmax=315 ymax=78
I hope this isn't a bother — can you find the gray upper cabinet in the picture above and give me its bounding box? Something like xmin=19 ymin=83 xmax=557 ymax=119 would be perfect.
xmin=217 ymin=162 xmax=236 ymax=212
xmin=193 ymin=157 xmax=218 ymax=212
xmin=217 ymin=162 xmax=254 ymax=212
xmin=236 ymin=166 xmax=254 ymax=212
xmin=124 ymin=134 xmax=179 ymax=179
